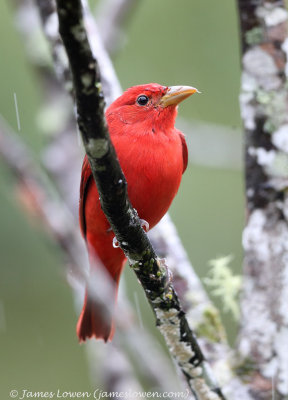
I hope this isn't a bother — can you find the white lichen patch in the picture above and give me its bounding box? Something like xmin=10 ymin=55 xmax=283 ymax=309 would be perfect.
xmin=248 ymin=146 xmax=288 ymax=184
xmin=274 ymin=326 xmax=288 ymax=394
xmin=155 ymin=307 xmax=197 ymax=369
xmin=81 ymin=73 xmax=93 ymax=88
xmin=238 ymin=288 xmax=277 ymax=360
xmin=246 ymin=188 xmax=255 ymax=198
xmin=241 ymin=72 xmax=258 ymax=93
xmin=243 ymin=47 xmax=281 ymax=90
xmin=243 ymin=47 xmax=277 ymax=77
xmin=268 ymin=152 xmax=288 ymax=178
xmin=242 ymin=208 xmax=288 ymax=261
xmin=71 ymin=24 xmax=86 ymax=42
xmin=192 ymin=378 xmax=221 ymax=400
xmin=240 ymin=207 xmax=288 ymax=394
xmin=257 ymin=6 xmax=288 ymax=27
xmin=256 ymin=148 xmax=276 ymax=167
xmin=281 ymin=38 xmax=288 ymax=77
xmin=278 ymin=254 xmax=288 ymax=325
xmin=261 ymin=327 xmax=288 ymax=395
xmin=284 ymin=195 xmax=288 ymax=221
xmin=272 ymin=125 xmax=288 ymax=153
xmin=261 ymin=356 xmax=278 ymax=379
xmin=239 ymin=92 xmax=256 ymax=130
xmin=248 ymin=147 xmax=276 ymax=168
xmin=86 ymin=138 xmax=108 ymax=158
xmin=155 ymin=307 xmax=222 ymax=398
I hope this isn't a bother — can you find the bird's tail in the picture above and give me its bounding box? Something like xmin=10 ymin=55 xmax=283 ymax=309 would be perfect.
xmin=76 ymin=248 xmax=125 ymax=342
xmin=76 ymin=289 xmax=115 ymax=342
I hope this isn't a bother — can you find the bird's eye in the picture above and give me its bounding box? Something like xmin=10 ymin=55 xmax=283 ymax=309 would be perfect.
xmin=136 ymin=95 xmax=149 ymax=106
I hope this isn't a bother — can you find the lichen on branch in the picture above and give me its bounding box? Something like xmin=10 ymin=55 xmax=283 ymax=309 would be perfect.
xmin=237 ymin=0 xmax=288 ymax=397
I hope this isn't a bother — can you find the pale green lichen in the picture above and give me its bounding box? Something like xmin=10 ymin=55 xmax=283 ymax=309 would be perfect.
xmin=268 ymin=151 xmax=288 ymax=178
xmin=204 ymin=255 xmax=242 ymax=321
xmin=81 ymin=72 xmax=93 ymax=88
xmin=257 ymin=6 xmax=288 ymax=27
xmin=264 ymin=119 xmax=277 ymax=134
xmin=259 ymin=89 xmax=287 ymax=134
xmin=256 ymin=89 xmax=273 ymax=105
xmin=245 ymin=27 xmax=264 ymax=46
xmin=95 ymin=82 xmax=102 ymax=93
xmin=196 ymin=307 xmax=227 ymax=343
xmin=70 ymin=24 xmax=86 ymax=42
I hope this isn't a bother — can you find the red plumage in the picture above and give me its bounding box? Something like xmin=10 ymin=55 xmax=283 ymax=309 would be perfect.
xmin=77 ymin=83 xmax=197 ymax=342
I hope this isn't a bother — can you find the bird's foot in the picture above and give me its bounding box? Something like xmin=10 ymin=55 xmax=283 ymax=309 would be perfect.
xmin=140 ymin=219 xmax=149 ymax=232
xmin=112 ymin=237 xmax=120 ymax=248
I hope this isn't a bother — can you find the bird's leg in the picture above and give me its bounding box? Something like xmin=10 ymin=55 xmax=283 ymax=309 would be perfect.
xmin=112 ymin=219 xmax=149 ymax=248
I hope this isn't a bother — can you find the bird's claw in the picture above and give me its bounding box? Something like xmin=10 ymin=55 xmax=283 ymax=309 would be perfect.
xmin=112 ymin=236 xmax=120 ymax=248
xmin=140 ymin=219 xmax=149 ymax=232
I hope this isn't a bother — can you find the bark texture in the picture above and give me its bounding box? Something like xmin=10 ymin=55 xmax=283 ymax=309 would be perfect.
xmin=237 ymin=1 xmax=288 ymax=398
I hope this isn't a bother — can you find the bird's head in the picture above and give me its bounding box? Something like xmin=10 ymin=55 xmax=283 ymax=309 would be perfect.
xmin=106 ymin=83 xmax=199 ymax=135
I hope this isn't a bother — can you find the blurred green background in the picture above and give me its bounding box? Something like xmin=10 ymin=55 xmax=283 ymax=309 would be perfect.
xmin=0 ymin=0 xmax=243 ymax=396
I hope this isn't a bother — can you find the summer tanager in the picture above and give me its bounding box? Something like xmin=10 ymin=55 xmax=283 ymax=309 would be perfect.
xmin=77 ymin=83 xmax=198 ymax=342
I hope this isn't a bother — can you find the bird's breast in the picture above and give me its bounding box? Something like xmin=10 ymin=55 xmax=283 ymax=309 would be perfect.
xmin=112 ymin=130 xmax=183 ymax=229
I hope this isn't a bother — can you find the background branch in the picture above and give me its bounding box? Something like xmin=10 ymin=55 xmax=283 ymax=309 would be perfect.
xmin=95 ymin=0 xmax=141 ymax=55
xmin=237 ymin=0 xmax=288 ymax=398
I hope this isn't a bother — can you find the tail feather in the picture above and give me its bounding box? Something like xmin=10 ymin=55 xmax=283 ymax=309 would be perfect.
xmin=77 ymin=291 xmax=113 ymax=342
xmin=76 ymin=259 xmax=124 ymax=342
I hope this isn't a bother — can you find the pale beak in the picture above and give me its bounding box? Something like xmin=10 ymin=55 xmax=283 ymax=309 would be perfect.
xmin=159 ymin=85 xmax=200 ymax=108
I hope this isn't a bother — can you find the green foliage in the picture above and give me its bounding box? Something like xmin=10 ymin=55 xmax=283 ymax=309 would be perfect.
xmin=204 ymin=255 xmax=242 ymax=321
xmin=196 ymin=307 xmax=227 ymax=343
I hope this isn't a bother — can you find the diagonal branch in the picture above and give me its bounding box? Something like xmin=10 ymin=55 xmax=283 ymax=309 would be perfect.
xmin=54 ymin=0 xmax=226 ymax=398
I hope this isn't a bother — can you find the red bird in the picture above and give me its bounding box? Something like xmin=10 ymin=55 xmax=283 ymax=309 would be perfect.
xmin=77 ymin=83 xmax=198 ymax=342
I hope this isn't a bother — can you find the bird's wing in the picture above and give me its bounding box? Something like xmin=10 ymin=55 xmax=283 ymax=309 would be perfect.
xmin=179 ymin=132 xmax=188 ymax=173
xmin=79 ymin=155 xmax=93 ymax=239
